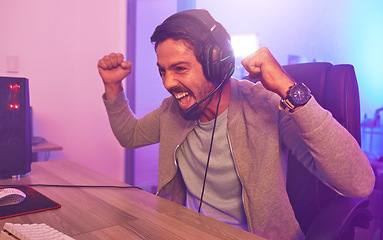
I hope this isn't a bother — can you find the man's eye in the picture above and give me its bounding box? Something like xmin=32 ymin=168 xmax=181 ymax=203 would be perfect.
xmin=158 ymin=68 xmax=165 ymax=76
xmin=176 ymin=67 xmax=187 ymax=73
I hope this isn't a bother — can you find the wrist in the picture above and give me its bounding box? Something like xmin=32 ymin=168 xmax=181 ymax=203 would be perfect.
xmin=104 ymin=83 xmax=123 ymax=100
xmin=279 ymin=82 xmax=311 ymax=112
xmin=276 ymin=76 xmax=296 ymax=99
xmin=279 ymin=82 xmax=295 ymax=99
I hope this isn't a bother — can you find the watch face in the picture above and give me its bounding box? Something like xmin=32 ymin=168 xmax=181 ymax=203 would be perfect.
xmin=290 ymin=83 xmax=311 ymax=105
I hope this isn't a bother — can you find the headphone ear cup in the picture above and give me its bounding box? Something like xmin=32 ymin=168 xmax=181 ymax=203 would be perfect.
xmin=219 ymin=45 xmax=235 ymax=82
xmin=204 ymin=44 xmax=235 ymax=86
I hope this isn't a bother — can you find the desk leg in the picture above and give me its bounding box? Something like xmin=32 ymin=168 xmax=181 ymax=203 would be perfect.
xmin=32 ymin=152 xmax=38 ymax=162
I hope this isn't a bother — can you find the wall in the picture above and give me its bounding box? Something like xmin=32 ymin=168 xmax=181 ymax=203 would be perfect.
xmin=346 ymin=0 xmax=383 ymax=119
xmin=0 ymin=0 xmax=127 ymax=182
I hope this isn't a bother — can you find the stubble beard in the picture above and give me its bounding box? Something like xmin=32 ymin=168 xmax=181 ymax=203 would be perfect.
xmin=178 ymin=84 xmax=215 ymax=121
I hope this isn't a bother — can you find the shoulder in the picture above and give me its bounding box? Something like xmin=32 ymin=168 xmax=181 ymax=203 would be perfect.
xmin=158 ymin=95 xmax=179 ymax=114
xmin=230 ymin=78 xmax=280 ymax=111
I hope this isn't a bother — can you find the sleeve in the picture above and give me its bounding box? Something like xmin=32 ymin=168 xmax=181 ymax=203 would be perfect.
xmin=279 ymin=97 xmax=375 ymax=198
xmin=103 ymin=91 xmax=161 ymax=149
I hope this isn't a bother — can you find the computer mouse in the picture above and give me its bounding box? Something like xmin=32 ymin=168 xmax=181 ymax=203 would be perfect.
xmin=0 ymin=188 xmax=26 ymax=207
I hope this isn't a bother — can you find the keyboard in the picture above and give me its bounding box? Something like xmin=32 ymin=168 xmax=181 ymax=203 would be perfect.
xmin=0 ymin=223 xmax=75 ymax=240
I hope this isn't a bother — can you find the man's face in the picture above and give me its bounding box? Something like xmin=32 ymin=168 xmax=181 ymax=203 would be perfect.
xmin=156 ymin=38 xmax=216 ymax=119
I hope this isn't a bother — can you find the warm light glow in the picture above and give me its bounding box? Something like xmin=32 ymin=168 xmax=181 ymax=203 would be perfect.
xmin=231 ymin=34 xmax=260 ymax=79
xmin=231 ymin=34 xmax=259 ymax=58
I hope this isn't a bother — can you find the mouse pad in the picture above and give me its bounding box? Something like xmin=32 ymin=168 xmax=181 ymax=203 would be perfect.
xmin=0 ymin=185 xmax=61 ymax=219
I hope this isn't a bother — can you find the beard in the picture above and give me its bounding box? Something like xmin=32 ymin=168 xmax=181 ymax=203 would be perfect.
xmin=178 ymin=96 xmax=213 ymax=121
xmin=180 ymin=105 xmax=201 ymax=121
xmin=171 ymin=79 xmax=219 ymax=121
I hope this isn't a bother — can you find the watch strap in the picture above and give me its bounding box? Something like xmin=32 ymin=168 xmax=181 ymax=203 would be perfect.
xmin=279 ymin=98 xmax=295 ymax=110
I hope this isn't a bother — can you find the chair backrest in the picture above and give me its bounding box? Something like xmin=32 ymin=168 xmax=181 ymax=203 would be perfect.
xmin=282 ymin=62 xmax=362 ymax=234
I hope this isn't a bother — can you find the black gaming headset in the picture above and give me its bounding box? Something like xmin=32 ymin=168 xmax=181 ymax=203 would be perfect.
xmin=172 ymin=9 xmax=235 ymax=87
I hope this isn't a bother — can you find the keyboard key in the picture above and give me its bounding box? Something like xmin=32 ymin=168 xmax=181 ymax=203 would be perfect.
xmin=1 ymin=223 xmax=75 ymax=240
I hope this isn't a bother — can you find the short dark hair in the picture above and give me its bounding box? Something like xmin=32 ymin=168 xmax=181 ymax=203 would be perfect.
xmin=150 ymin=10 xmax=230 ymax=65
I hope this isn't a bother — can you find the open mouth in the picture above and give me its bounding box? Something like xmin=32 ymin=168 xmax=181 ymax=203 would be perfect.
xmin=174 ymin=91 xmax=192 ymax=106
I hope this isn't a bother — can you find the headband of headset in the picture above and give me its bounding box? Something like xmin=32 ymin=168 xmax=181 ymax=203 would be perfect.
xmin=171 ymin=9 xmax=235 ymax=86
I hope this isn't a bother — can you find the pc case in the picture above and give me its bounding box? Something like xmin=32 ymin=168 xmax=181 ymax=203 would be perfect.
xmin=0 ymin=76 xmax=32 ymax=178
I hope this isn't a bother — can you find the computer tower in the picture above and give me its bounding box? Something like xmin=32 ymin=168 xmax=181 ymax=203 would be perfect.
xmin=0 ymin=76 xmax=32 ymax=178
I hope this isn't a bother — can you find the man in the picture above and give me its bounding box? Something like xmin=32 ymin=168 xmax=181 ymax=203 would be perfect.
xmin=98 ymin=9 xmax=374 ymax=240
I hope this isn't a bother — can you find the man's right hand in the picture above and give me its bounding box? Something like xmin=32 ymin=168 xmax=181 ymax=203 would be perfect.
xmin=98 ymin=53 xmax=132 ymax=100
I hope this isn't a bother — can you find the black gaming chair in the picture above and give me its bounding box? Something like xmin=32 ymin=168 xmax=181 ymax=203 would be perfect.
xmin=283 ymin=62 xmax=372 ymax=240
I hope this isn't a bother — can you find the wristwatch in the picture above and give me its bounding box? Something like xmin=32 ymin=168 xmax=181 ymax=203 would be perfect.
xmin=279 ymin=83 xmax=311 ymax=111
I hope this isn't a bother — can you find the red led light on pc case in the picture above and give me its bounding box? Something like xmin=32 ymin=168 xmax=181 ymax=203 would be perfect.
xmin=7 ymin=83 xmax=21 ymax=111
xmin=7 ymin=103 xmax=21 ymax=110
xmin=8 ymin=83 xmax=20 ymax=93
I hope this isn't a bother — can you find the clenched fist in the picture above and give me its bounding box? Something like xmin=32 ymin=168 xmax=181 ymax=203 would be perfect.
xmin=98 ymin=53 xmax=132 ymax=100
xmin=241 ymin=47 xmax=295 ymax=99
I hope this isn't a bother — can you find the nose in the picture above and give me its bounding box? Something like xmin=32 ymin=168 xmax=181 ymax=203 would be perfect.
xmin=162 ymin=72 xmax=178 ymax=90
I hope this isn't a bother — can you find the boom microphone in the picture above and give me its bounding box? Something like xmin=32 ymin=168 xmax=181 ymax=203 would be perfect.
xmin=183 ymin=79 xmax=226 ymax=116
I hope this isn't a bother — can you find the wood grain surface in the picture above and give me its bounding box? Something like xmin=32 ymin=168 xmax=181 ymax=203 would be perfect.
xmin=0 ymin=159 xmax=265 ymax=240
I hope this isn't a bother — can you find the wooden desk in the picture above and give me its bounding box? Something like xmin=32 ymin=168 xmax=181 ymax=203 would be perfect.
xmin=0 ymin=160 xmax=264 ymax=240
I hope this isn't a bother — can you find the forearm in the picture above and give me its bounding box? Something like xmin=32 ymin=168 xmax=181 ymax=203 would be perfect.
xmin=103 ymin=91 xmax=161 ymax=148
xmin=283 ymin=98 xmax=375 ymax=197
